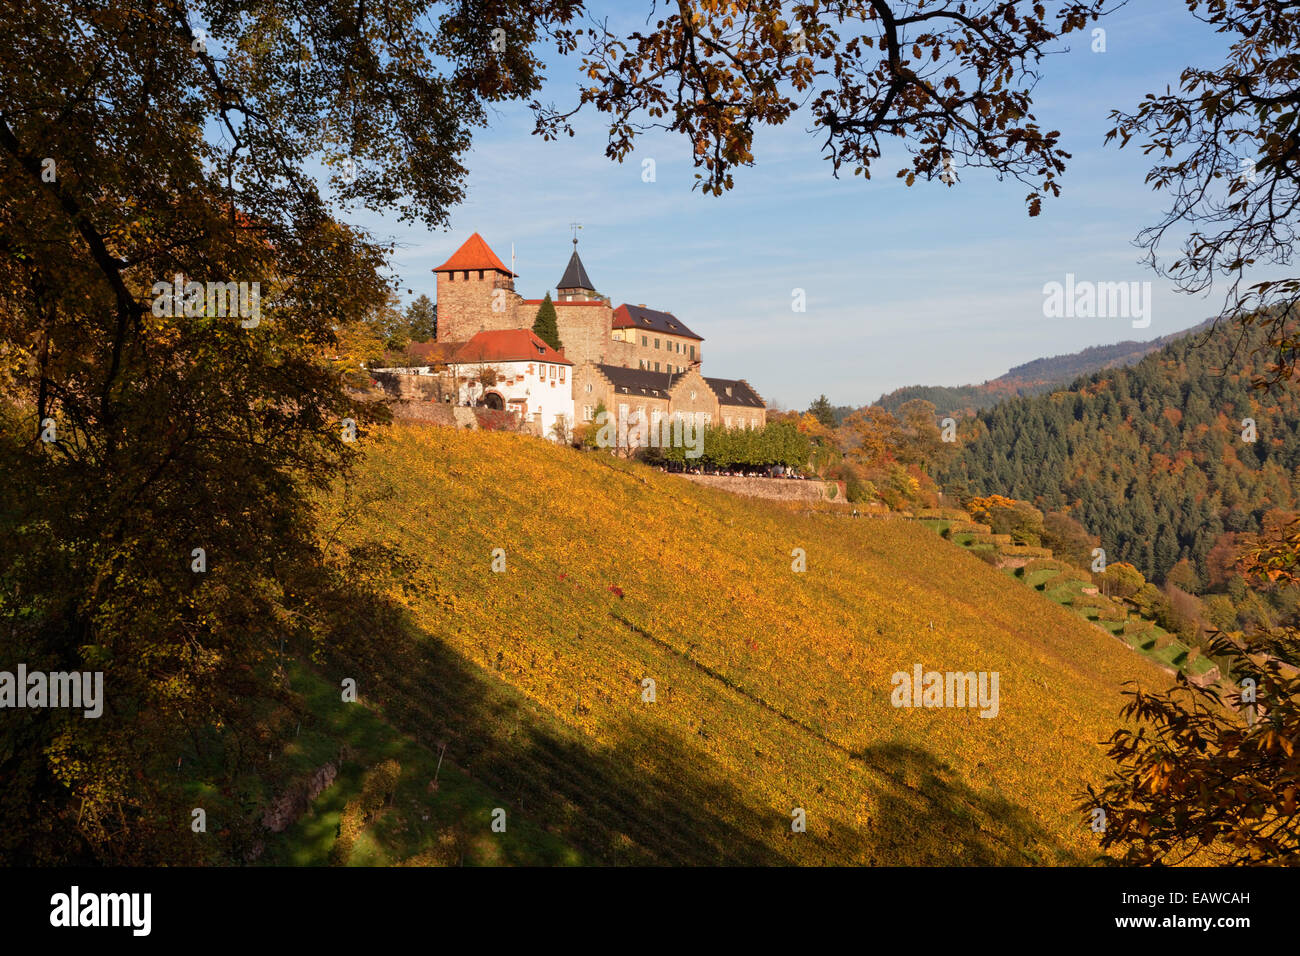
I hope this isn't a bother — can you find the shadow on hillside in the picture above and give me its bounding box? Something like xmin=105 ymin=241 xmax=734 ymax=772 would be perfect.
xmin=852 ymin=742 xmax=1086 ymax=866
xmin=312 ymin=570 xmax=1085 ymax=865
xmin=321 ymin=595 xmax=794 ymax=865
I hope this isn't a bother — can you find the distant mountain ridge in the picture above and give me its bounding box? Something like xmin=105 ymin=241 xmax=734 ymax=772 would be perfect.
xmin=875 ymin=319 xmax=1216 ymax=417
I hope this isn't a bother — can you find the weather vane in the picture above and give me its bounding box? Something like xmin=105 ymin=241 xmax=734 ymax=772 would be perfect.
xmin=570 ymin=222 xmax=582 ymax=247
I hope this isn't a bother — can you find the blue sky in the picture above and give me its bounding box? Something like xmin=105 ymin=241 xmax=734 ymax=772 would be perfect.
xmin=348 ymin=2 xmax=1249 ymax=410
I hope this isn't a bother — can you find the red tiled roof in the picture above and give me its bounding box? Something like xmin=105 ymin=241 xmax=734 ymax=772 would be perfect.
xmin=432 ymin=233 xmax=516 ymax=276
xmin=450 ymin=329 xmax=572 ymax=366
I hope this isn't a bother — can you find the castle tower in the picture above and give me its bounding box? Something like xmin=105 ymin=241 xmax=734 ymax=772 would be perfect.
xmin=433 ymin=233 xmax=519 ymax=342
xmin=556 ymin=239 xmax=598 ymax=302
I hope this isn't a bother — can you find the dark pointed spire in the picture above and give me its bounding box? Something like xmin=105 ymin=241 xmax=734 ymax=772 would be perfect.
xmin=557 ymin=242 xmax=594 ymax=294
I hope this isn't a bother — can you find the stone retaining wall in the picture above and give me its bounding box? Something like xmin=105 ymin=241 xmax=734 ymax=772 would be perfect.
xmin=673 ymin=473 xmax=842 ymax=503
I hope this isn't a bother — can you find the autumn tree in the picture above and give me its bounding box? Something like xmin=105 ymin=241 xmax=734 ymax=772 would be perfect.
xmin=1042 ymin=511 xmax=1097 ymax=570
xmin=1109 ymin=0 xmax=1300 ymax=387
xmin=796 ymin=411 xmax=840 ymax=475
xmin=840 ymin=406 xmax=899 ymax=468
xmin=1096 ymin=562 xmax=1148 ymax=602
xmin=893 ymin=398 xmax=946 ymax=470
xmin=542 ymin=0 xmax=1112 ymax=212
xmin=0 ymin=0 xmax=583 ymax=864
xmin=1086 ymin=516 xmax=1300 ymax=865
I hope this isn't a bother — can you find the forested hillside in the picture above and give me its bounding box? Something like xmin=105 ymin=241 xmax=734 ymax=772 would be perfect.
xmin=876 ymin=321 xmax=1211 ymax=417
xmin=940 ymin=321 xmax=1300 ymax=587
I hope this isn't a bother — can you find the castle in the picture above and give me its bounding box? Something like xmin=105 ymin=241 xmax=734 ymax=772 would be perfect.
xmin=428 ymin=233 xmax=767 ymax=441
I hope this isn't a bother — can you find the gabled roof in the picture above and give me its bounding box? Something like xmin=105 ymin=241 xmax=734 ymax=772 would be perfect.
xmin=595 ymin=364 xmax=696 ymax=400
xmin=450 ymin=329 xmax=571 ymax=366
xmin=612 ymin=304 xmax=703 ymax=341
xmin=557 ymin=249 xmax=594 ymax=291
xmin=433 ymin=233 xmax=516 ymax=276
xmin=706 ymin=377 xmax=766 ymax=409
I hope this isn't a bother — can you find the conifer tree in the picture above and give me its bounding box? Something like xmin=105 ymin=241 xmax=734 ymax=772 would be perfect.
xmin=808 ymin=395 xmax=835 ymax=428
xmin=533 ymin=293 xmax=563 ymax=351
xmin=406 ymin=294 xmax=437 ymax=342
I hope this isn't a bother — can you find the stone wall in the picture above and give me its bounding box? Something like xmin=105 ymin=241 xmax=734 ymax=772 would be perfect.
xmin=613 ymin=329 xmax=700 ymax=372
xmin=372 ymin=370 xmax=448 ymax=402
xmin=666 ymin=368 xmax=717 ymax=422
xmin=390 ymin=401 xmax=461 ymax=426
xmin=602 ymin=337 xmax=640 ymax=369
xmin=534 ymin=301 xmax=611 ymax=367
xmin=674 ymin=474 xmax=841 ymax=502
xmin=435 ymin=270 xmax=520 ymax=342
xmin=390 ymin=402 xmax=529 ymax=434
xmin=718 ymin=401 xmax=765 ymax=429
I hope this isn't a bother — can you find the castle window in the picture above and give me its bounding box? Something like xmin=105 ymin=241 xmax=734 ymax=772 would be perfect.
xmin=641 ymin=335 xmax=647 ymax=346
xmin=654 ymin=338 xmax=660 ymax=349
xmin=559 ymin=366 xmax=565 ymax=382
xmin=583 ymin=405 xmax=594 ymax=422
xmin=654 ymin=362 xmax=660 ymax=372
xmin=585 ymin=383 xmax=592 ymax=393
xmin=478 ymin=270 xmax=484 ymax=280
xmin=689 ymin=345 xmax=695 ymax=359
xmin=725 ymin=417 xmax=732 ymax=428
xmin=463 ymin=270 xmax=469 ymax=280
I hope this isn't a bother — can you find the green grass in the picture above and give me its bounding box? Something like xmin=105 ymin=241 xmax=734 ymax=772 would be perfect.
xmin=257 ymin=666 xmax=582 ymax=866
xmin=917 ymin=518 xmax=953 ymax=536
xmin=929 ymin=522 xmax=1217 ymax=681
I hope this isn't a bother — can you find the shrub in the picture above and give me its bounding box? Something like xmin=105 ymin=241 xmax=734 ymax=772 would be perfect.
xmin=1096 ymin=601 xmax=1128 ymax=622
xmin=330 ymin=759 xmax=402 ymax=865
xmin=966 ymin=495 xmax=1045 ymax=546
